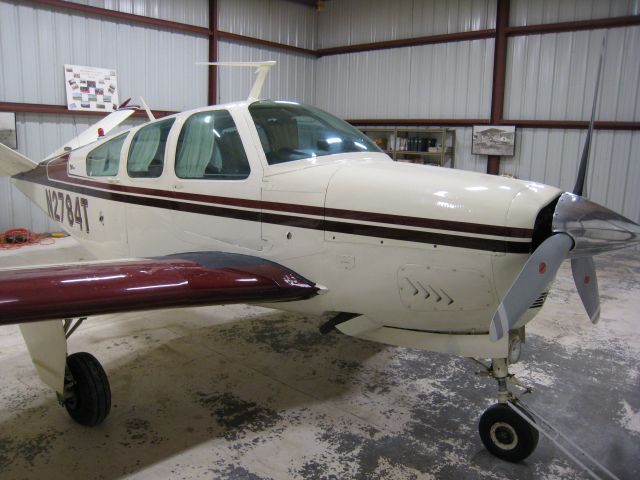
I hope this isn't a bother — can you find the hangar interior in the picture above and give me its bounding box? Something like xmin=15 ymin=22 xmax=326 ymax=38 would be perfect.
xmin=0 ymin=1 xmax=639 ymax=479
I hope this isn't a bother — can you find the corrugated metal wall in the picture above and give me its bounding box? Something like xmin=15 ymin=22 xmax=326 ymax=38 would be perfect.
xmin=0 ymin=0 xmax=208 ymax=231
xmin=505 ymin=27 xmax=640 ymax=121
xmin=218 ymin=0 xmax=316 ymax=49
xmin=315 ymin=40 xmax=495 ymax=119
xmin=68 ymin=0 xmax=210 ymax=27
xmin=217 ymin=0 xmax=317 ymax=104
xmin=510 ymin=0 xmax=639 ymax=25
xmin=317 ymin=0 xmax=497 ymax=48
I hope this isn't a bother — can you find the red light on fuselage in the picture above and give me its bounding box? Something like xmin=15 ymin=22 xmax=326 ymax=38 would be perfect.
xmin=97 ymin=128 xmax=105 ymax=137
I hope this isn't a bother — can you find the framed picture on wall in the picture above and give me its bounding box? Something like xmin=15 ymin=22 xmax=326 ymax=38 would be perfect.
xmin=0 ymin=112 xmax=17 ymax=150
xmin=472 ymin=125 xmax=516 ymax=156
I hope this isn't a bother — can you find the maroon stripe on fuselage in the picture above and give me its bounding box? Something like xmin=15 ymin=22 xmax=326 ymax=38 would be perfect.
xmin=16 ymin=157 xmax=533 ymax=253
xmin=0 ymin=254 xmax=318 ymax=325
xmin=34 ymin=156 xmax=533 ymax=239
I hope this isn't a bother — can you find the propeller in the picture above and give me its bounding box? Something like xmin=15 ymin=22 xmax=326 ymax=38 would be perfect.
xmin=573 ymin=36 xmax=606 ymax=197
xmin=490 ymin=33 xmax=640 ymax=342
xmin=490 ymin=233 xmax=573 ymax=341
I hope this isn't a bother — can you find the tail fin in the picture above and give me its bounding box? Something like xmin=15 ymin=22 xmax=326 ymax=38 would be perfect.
xmin=196 ymin=61 xmax=276 ymax=101
xmin=0 ymin=142 xmax=38 ymax=176
xmin=44 ymin=107 xmax=137 ymax=161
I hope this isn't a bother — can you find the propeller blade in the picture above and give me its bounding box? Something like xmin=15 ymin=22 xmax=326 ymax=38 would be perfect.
xmin=490 ymin=233 xmax=574 ymax=341
xmin=571 ymin=257 xmax=600 ymax=323
xmin=573 ymin=35 xmax=606 ymax=196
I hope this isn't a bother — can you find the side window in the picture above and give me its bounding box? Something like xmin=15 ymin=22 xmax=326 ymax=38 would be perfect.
xmin=175 ymin=110 xmax=250 ymax=180
xmin=86 ymin=133 xmax=127 ymax=176
xmin=127 ymin=118 xmax=175 ymax=178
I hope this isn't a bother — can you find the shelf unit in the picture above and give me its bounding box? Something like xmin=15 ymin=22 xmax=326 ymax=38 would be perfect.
xmin=357 ymin=127 xmax=456 ymax=168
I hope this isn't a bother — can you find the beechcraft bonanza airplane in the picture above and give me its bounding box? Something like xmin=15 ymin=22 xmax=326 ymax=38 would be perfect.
xmin=0 ymin=61 xmax=638 ymax=471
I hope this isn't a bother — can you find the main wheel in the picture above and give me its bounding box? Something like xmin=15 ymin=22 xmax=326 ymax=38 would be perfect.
xmin=479 ymin=403 xmax=539 ymax=462
xmin=65 ymin=352 xmax=111 ymax=426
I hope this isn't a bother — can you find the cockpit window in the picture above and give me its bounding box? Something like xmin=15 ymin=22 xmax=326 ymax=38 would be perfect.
xmin=86 ymin=133 xmax=127 ymax=176
xmin=249 ymin=101 xmax=382 ymax=165
xmin=175 ymin=110 xmax=250 ymax=180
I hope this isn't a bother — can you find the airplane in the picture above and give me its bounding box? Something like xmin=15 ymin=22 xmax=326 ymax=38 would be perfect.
xmin=0 ymin=60 xmax=638 ymax=467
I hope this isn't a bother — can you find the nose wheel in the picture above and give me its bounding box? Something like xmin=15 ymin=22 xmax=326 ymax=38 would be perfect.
xmin=473 ymin=357 xmax=538 ymax=462
xmin=479 ymin=403 xmax=539 ymax=462
xmin=63 ymin=352 xmax=111 ymax=426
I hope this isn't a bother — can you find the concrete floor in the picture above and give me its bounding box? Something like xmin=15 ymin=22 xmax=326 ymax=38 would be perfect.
xmin=0 ymin=238 xmax=638 ymax=480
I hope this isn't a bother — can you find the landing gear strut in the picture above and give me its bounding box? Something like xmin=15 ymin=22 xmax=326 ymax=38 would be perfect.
xmin=474 ymin=358 xmax=539 ymax=462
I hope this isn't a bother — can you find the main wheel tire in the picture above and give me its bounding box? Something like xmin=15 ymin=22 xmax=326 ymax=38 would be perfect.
xmin=479 ymin=403 xmax=539 ymax=462
xmin=65 ymin=352 xmax=111 ymax=427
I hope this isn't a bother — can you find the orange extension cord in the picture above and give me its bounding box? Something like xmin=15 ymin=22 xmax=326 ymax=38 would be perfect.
xmin=0 ymin=229 xmax=56 ymax=250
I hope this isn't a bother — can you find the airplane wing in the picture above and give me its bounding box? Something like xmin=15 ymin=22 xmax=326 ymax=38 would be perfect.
xmin=0 ymin=252 xmax=319 ymax=326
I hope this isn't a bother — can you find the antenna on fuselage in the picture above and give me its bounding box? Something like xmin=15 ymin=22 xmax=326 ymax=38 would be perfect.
xmin=196 ymin=61 xmax=277 ymax=102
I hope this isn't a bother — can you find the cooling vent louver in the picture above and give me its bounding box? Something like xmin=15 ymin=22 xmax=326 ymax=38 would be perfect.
xmin=529 ymin=291 xmax=549 ymax=309
xmin=398 ymin=264 xmax=494 ymax=312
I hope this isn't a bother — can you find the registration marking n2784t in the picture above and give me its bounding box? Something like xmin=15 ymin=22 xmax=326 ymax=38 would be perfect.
xmin=45 ymin=188 xmax=90 ymax=233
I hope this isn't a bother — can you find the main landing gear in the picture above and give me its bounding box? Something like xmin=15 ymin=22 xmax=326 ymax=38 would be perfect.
xmin=63 ymin=352 xmax=111 ymax=426
xmin=60 ymin=318 xmax=112 ymax=426
xmin=473 ymin=358 xmax=539 ymax=462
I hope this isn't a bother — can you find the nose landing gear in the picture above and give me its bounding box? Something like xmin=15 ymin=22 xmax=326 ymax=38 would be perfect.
xmin=473 ymin=357 xmax=622 ymax=480
xmin=473 ymin=358 xmax=538 ymax=462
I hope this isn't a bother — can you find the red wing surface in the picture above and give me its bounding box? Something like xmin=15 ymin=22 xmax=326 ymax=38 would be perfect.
xmin=0 ymin=252 xmax=318 ymax=325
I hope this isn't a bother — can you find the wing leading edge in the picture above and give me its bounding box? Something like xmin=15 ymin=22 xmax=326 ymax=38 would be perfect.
xmin=0 ymin=252 xmax=319 ymax=325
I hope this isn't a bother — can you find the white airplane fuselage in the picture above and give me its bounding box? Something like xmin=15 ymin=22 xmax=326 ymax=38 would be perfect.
xmin=13 ymin=101 xmax=563 ymax=358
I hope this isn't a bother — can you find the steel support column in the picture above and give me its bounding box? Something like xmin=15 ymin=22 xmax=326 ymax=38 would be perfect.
xmin=487 ymin=0 xmax=510 ymax=175
xmin=208 ymin=0 xmax=218 ymax=106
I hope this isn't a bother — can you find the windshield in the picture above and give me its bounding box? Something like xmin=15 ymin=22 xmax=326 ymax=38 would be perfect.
xmin=249 ymin=101 xmax=382 ymax=165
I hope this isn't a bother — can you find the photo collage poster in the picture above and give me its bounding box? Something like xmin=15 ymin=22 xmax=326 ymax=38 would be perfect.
xmin=64 ymin=65 xmax=119 ymax=112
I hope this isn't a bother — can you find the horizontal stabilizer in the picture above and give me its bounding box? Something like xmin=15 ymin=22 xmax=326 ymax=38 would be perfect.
xmin=0 ymin=142 xmax=38 ymax=176
xmin=0 ymin=252 xmax=318 ymax=325
xmin=45 ymin=108 xmax=137 ymax=160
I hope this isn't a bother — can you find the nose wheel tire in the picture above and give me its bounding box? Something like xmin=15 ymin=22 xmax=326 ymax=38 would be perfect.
xmin=64 ymin=352 xmax=111 ymax=427
xmin=479 ymin=403 xmax=539 ymax=462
